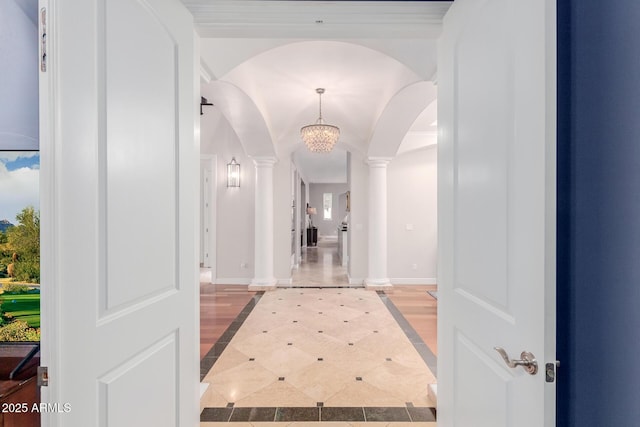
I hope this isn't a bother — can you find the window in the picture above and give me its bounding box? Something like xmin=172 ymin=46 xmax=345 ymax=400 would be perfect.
xmin=323 ymin=193 xmax=332 ymax=220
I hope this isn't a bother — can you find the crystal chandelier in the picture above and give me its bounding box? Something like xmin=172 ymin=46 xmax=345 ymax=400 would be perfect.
xmin=300 ymin=88 xmax=340 ymax=153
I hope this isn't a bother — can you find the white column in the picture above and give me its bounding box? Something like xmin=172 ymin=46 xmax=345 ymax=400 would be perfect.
xmin=249 ymin=157 xmax=278 ymax=290
xmin=365 ymin=157 xmax=392 ymax=288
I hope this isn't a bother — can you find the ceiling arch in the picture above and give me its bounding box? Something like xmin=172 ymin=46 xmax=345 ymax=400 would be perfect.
xmin=368 ymin=81 xmax=438 ymax=157
xmin=205 ymin=80 xmax=276 ymax=158
xmin=208 ymin=40 xmax=425 ymax=154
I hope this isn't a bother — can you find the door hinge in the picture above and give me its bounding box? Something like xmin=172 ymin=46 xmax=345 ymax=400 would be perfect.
xmin=40 ymin=7 xmax=47 ymax=72
xmin=545 ymin=361 xmax=560 ymax=383
xmin=37 ymin=366 xmax=49 ymax=387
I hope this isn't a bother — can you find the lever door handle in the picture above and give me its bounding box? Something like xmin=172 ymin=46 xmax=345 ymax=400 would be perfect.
xmin=494 ymin=347 xmax=538 ymax=375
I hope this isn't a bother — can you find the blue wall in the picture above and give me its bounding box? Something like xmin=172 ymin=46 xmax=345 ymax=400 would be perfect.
xmin=557 ymin=1 xmax=640 ymax=425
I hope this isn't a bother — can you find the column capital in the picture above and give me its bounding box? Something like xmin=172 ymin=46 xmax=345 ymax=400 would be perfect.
xmin=366 ymin=157 xmax=392 ymax=167
xmin=251 ymin=156 xmax=278 ymax=167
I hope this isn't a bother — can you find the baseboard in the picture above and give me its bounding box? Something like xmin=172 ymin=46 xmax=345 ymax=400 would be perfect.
xmin=277 ymin=278 xmax=293 ymax=286
xmin=390 ymin=278 xmax=437 ymax=285
xmin=213 ymin=278 xmax=252 ymax=285
xmin=347 ymin=274 xmax=364 ymax=286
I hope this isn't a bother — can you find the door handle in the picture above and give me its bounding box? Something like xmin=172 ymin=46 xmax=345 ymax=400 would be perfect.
xmin=494 ymin=347 xmax=538 ymax=375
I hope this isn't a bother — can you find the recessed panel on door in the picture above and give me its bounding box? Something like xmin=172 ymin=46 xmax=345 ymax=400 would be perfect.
xmin=453 ymin=0 xmax=514 ymax=312
xmin=98 ymin=333 xmax=177 ymax=427
xmin=101 ymin=0 xmax=179 ymax=314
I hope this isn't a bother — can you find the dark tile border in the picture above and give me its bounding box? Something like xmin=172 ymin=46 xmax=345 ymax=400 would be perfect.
xmin=364 ymin=406 xmax=411 ymax=422
xmin=275 ymin=407 xmax=320 ymax=422
xmin=200 ymin=291 xmax=264 ymax=380
xmin=321 ymin=406 xmax=365 ymax=422
xmin=377 ymin=290 xmax=438 ymax=377
xmin=201 ymin=406 xmax=436 ymax=422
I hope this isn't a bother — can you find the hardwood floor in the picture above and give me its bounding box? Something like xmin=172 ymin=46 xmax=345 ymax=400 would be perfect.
xmin=386 ymin=285 xmax=438 ymax=356
xmin=200 ymin=283 xmax=255 ymax=359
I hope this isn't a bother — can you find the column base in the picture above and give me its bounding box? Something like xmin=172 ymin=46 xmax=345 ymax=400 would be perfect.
xmin=364 ymin=278 xmax=393 ymax=290
xmin=248 ymin=278 xmax=278 ymax=291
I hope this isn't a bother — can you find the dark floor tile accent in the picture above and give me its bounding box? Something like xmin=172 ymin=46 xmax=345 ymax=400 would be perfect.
xmin=355 ymin=376 xmax=362 ymax=381
xmin=287 ymin=342 xmax=293 ymax=346
xmin=201 ymin=406 xmax=435 ymax=423
xmin=318 ymin=311 xmax=323 ymax=314
xmin=321 ymin=407 xmax=365 ymax=422
xmin=318 ymin=330 xmax=323 ymax=333
xmin=200 ymin=291 xmax=265 ymax=380
xmin=317 ymin=357 xmax=324 ymax=361
xmin=407 ymin=407 xmax=437 ymax=422
xmin=374 ymin=330 xmax=379 ymax=333
xmin=275 ymin=407 xmax=320 ymax=422
xmin=229 ymin=407 xmax=277 ymax=422
xmin=364 ymin=407 xmax=411 ymax=422
xmin=278 ymin=377 xmax=285 ymax=381
xmin=226 ymin=402 xmax=235 ymax=408
xmin=293 ymin=320 xmax=298 ymax=323
xmin=262 ymin=330 xmax=268 ymax=333
xmin=348 ymin=343 xmax=354 ymax=346
xmin=200 ymin=407 xmax=233 ymax=422
xmin=344 ymin=320 xmax=349 ymax=322
xmin=377 ymin=292 xmax=438 ymax=378
xmin=386 ymin=357 xmax=392 ymax=361
xmin=249 ymin=358 xmax=255 ymax=361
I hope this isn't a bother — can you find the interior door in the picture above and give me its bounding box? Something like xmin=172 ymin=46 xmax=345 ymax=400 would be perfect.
xmin=437 ymin=0 xmax=556 ymax=426
xmin=39 ymin=0 xmax=198 ymax=425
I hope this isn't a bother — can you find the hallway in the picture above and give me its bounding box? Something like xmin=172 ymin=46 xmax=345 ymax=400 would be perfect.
xmin=292 ymin=237 xmax=349 ymax=287
xmin=200 ymin=239 xmax=438 ymax=425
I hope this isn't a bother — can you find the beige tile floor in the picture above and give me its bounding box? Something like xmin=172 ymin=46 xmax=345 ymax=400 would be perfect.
xmin=201 ymin=288 xmax=436 ymax=409
xmin=291 ymin=237 xmax=350 ymax=286
xmin=202 ymin=238 xmax=437 ymax=425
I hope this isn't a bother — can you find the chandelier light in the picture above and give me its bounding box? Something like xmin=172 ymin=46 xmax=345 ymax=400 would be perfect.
xmin=300 ymin=88 xmax=340 ymax=153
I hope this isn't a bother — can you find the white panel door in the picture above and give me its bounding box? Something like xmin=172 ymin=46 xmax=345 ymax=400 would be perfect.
xmin=39 ymin=0 xmax=198 ymax=425
xmin=437 ymin=0 xmax=556 ymax=426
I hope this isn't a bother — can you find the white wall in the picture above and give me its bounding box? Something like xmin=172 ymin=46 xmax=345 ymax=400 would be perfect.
xmin=308 ymin=183 xmax=349 ymax=237
xmin=273 ymin=159 xmax=292 ymax=284
xmin=347 ymin=151 xmax=369 ymax=284
xmin=0 ymin=0 xmax=38 ymax=150
xmin=200 ymin=104 xmax=255 ymax=283
xmin=387 ymin=145 xmax=437 ymax=283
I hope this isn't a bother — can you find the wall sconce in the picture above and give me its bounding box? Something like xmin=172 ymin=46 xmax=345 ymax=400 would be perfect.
xmin=227 ymin=157 xmax=240 ymax=187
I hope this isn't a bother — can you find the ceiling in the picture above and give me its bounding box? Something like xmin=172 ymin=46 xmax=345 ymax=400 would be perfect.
xmin=188 ymin=1 xmax=451 ymax=183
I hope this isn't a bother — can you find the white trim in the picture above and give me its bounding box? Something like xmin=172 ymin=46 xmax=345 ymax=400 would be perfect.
xmin=200 ymin=155 xmax=216 ymax=279
xmin=348 ymin=274 xmax=364 ymax=286
xmin=277 ymin=278 xmax=293 ymax=286
xmin=390 ymin=278 xmax=438 ymax=285
xmin=39 ymin=0 xmax=60 ymax=422
xmin=199 ymin=59 xmax=213 ymax=84
xmin=213 ymin=278 xmax=252 ymax=285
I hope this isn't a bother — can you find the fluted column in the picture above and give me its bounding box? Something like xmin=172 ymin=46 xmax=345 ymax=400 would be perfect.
xmin=249 ymin=157 xmax=278 ymax=290
xmin=365 ymin=157 xmax=392 ymax=289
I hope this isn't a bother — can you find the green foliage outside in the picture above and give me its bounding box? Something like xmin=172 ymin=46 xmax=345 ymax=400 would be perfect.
xmin=0 ymin=207 xmax=40 ymax=283
xmin=0 ymin=207 xmax=41 ymax=340
xmin=1 ymin=293 xmax=40 ymax=328
xmin=0 ymin=320 xmax=40 ymax=342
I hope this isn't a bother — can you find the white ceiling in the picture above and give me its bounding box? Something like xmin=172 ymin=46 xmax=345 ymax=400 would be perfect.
xmin=188 ymin=1 xmax=451 ymax=183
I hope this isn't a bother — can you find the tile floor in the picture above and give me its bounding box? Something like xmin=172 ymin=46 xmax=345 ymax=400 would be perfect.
xmin=291 ymin=238 xmax=350 ymax=286
xmin=201 ymin=238 xmax=437 ymax=426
